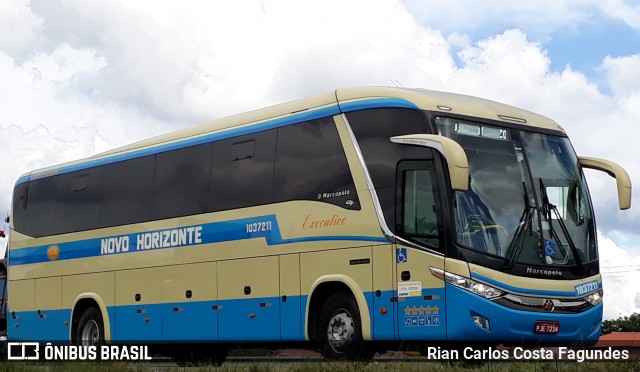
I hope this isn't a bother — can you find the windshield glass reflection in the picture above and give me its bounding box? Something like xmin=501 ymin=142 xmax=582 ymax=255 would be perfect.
xmin=436 ymin=117 xmax=596 ymax=266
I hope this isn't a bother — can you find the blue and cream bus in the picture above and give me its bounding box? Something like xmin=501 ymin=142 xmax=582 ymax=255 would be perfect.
xmin=7 ymin=87 xmax=631 ymax=362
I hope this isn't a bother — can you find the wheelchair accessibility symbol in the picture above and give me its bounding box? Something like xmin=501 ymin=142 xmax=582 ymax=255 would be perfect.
xmin=544 ymin=240 xmax=557 ymax=257
xmin=396 ymin=248 xmax=407 ymax=263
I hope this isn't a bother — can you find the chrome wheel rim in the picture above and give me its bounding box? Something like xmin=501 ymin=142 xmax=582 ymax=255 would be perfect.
xmin=326 ymin=310 xmax=354 ymax=352
xmin=80 ymin=319 xmax=100 ymax=346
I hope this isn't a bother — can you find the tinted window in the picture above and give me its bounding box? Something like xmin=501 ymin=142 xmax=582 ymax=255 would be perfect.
xmin=346 ymin=108 xmax=432 ymax=229
xmin=101 ymin=156 xmax=155 ymax=227
xmin=210 ymin=130 xmax=276 ymax=211
xmin=18 ymin=176 xmax=59 ymax=237
xmin=151 ymin=143 xmax=213 ymax=220
xmin=274 ymin=118 xmax=359 ymax=210
xmin=55 ymin=168 xmax=104 ymax=233
xmin=11 ymin=183 xmax=29 ymax=235
xmin=399 ymin=164 xmax=441 ymax=251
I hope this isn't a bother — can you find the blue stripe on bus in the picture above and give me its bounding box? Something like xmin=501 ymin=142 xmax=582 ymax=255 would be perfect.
xmin=470 ymin=272 xmax=598 ymax=298
xmin=8 ymin=294 xmax=344 ymax=343
xmin=8 ymin=215 xmax=388 ymax=266
xmin=15 ymin=97 xmax=417 ymax=185
xmin=338 ymin=97 xmax=418 ymax=112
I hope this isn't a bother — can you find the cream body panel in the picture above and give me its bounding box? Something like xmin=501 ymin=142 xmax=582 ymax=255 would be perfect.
xmin=444 ymin=258 xmax=470 ymax=278
xmin=161 ymin=262 xmax=217 ymax=303
xmin=372 ymin=245 xmax=395 ymax=292
xmin=217 ymin=256 xmax=279 ymax=300
xmin=35 ymin=276 xmax=62 ymax=310
xmin=115 ymin=267 xmax=164 ymax=306
xmin=9 ymin=279 xmax=35 ymax=312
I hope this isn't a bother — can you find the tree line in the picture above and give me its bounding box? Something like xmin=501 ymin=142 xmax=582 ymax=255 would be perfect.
xmin=601 ymin=313 xmax=640 ymax=334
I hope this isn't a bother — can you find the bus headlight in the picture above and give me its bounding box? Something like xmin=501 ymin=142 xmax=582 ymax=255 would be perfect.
xmin=470 ymin=282 xmax=503 ymax=299
xmin=585 ymin=290 xmax=603 ymax=306
xmin=431 ymin=268 xmax=504 ymax=300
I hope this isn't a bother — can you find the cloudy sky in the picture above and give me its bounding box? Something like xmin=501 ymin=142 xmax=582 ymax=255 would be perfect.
xmin=1 ymin=0 xmax=639 ymax=320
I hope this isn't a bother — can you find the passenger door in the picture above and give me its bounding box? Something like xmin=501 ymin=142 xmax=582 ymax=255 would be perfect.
xmin=395 ymin=160 xmax=447 ymax=341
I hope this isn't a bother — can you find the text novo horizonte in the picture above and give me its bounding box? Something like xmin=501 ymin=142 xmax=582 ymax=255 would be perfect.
xmin=100 ymin=226 xmax=203 ymax=255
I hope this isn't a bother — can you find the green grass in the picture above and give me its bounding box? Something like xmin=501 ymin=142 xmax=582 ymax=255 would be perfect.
xmin=0 ymin=361 xmax=638 ymax=372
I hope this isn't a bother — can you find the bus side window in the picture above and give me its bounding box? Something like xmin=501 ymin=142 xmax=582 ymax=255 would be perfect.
xmin=396 ymin=161 xmax=443 ymax=252
xmin=11 ymin=184 xmax=29 ymax=235
xmin=23 ymin=176 xmax=59 ymax=237
xmin=101 ymin=155 xmax=155 ymax=228
xmin=274 ymin=118 xmax=359 ymax=210
xmin=151 ymin=143 xmax=212 ymax=220
xmin=56 ymin=169 xmax=104 ymax=234
xmin=209 ymin=130 xmax=276 ymax=212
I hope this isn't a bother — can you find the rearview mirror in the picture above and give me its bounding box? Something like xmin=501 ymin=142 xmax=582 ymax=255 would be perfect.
xmin=390 ymin=134 xmax=469 ymax=191
xmin=579 ymin=156 xmax=632 ymax=210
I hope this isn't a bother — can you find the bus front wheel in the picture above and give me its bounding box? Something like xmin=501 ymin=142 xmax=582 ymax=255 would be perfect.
xmin=76 ymin=307 xmax=105 ymax=347
xmin=317 ymin=292 xmax=373 ymax=361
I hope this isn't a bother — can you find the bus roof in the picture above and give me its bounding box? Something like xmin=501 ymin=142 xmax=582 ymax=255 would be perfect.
xmin=16 ymin=87 xmax=563 ymax=184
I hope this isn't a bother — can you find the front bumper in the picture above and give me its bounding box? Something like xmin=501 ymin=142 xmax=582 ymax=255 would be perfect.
xmin=445 ymin=283 xmax=601 ymax=346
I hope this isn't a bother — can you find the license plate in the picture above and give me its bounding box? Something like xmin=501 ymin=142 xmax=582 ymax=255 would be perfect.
xmin=534 ymin=321 xmax=560 ymax=334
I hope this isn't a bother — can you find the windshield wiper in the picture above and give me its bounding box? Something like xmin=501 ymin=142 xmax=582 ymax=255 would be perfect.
xmin=539 ymin=179 xmax=584 ymax=272
xmin=505 ymin=182 xmax=535 ymax=268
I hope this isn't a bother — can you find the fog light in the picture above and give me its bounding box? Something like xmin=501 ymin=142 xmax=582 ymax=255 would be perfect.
xmin=471 ymin=312 xmax=490 ymax=331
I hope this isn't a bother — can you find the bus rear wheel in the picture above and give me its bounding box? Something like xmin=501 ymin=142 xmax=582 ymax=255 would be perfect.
xmin=76 ymin=307 xmax=105 ymax=347
xmin=317 ymin=292 xmax=374 ymax=361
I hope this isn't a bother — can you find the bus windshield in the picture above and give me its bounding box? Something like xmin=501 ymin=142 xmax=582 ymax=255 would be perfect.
xmin=435 ymin=117 xmax=597 ymax=268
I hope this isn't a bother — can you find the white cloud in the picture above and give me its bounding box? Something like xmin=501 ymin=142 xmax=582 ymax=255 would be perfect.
xmin=600 ymin=0 xmax=640 ymax=29
xmin=403 ymin=0 xmax=640 ymax=38
xmin=0 ymin=0 xmax=43 ymax=59
xmin=601 ymin=54 xmax=640 ymax=97
xmin=598 ymin=231 xmax=640 ymax=319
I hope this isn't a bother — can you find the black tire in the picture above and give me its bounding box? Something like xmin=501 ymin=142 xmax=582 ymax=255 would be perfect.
xmin=317 ymin=292 xmax=374 ymax=361
xmin=75 ymin=307 xmax=105 ymax=347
